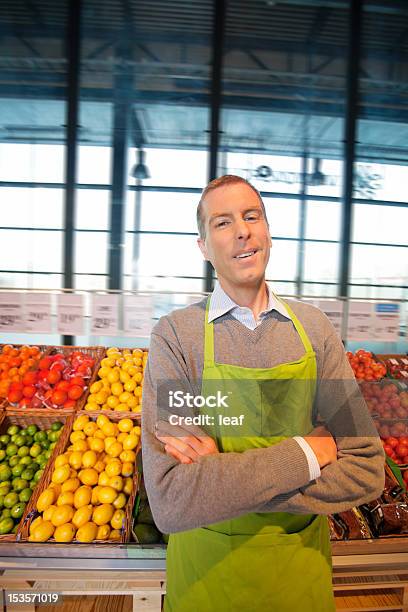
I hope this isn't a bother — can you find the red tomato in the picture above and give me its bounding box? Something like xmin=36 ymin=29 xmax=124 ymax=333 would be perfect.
xmin=22 ymin=385 xmax=36 ymax=398
xmin=67 ymin=385 xmax=83 ymax=400
xmin=69 ymin=376 xmax=85 ymax=387
xmin=51 ymin=361 xmax=65 ymax=372
xmin=51 ymin=390 xmax=67 ymax=406
xmin=8 ymin=389 xmax=23 ymax=403
xmin=403 ymin=471 xmax=408 ymax=483
xmin=39 ymin=357 xmax=52 ymax=370
xmin=63 ymin=399 xmax=76 ymax=409
xmin=18 ymin=397 xmax=32 ymax=408
xmin=22 ymin=371 xmax=37 ymax=386
xmin=47 ymin=370 xmax=61 ymax=385
xmin=56 ymin=380 xmax=70 ymax=392
xmin=396 ymin=444 xmax=408 ymax=458
xmin=386 ymin=437 xmax=399 ymax=448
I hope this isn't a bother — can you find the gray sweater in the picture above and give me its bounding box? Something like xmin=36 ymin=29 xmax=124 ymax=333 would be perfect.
xmin=141 ymin=297 xmax=385 ymax=534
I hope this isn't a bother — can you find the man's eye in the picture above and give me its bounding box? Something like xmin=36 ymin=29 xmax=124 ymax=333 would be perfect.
xmin=245 ymin=215 xmax=258 ymax=221
xmin=216 ymin=220 xmax=229 ymax=228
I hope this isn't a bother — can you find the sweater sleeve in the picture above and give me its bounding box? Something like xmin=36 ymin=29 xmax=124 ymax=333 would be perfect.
xmin=260 ymin=318 xmax=385 ymax=515
xmin=141 ymin=317 xmax=313 ymax=533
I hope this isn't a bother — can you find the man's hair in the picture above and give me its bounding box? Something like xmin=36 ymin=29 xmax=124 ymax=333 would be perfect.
xmin=196 ymin=175 xmax=268 ymax=240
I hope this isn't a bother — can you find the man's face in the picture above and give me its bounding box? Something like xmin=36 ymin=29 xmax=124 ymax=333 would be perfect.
xmin=198 ymin=182 xmax=271 ymax=288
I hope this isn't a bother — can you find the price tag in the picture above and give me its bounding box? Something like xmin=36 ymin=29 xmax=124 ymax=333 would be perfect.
xmin=123 ymin=295 xmax=153 ymax=337
xmin=317 ymin=299 xmax=343 ymax=336
xmin=57 ymin=294 xmax=84 ymax=335
xmin=91 ymin=294 xmax=119 ymax=335
xmin=373 ymin=303 xmax=400 ymax=342
xmin=347 ymin=302 xmax=373 ymax=341
xmin=24 ymin=293 xmax=52 ymax=333
xmin=0 ymin=293 xmax=24 ymax=332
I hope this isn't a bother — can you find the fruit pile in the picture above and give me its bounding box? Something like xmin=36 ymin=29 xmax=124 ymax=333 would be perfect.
xmin=346 ymin=349 xmax=387 ymax=381
xmin=0 ymin=421 xmax=63 ymax=535
xmin=361 ymin=382 xmax=408 ymax=419
xmin=7 ymin=350 xmax=96 ymax=410
xmin=0 ymin=345 xmax=43 ymax=402
xmin=384 ymin=357 xmax=408 ymax=380
xmin=29 ymin=414 xmax=140 ymax=543
xmin=380 ymin=432 xmax=408 ymax=473
xmin=84 ymin=347 xmax=147 ymax=413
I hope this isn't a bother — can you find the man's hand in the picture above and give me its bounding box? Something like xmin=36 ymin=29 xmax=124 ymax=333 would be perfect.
xmin=303 ymin=425 xmax=338 ymax=469
xmin=155 ymin=422 xmax=219 ymax=464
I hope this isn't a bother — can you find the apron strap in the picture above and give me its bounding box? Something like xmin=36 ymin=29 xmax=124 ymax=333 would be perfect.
xmin=204 ymin=296 xmax=215 ymax=367
xmin=275 ymin=296 xmax=314 ymax=355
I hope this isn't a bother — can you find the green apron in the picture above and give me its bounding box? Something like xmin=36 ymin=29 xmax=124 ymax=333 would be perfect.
xmin=164 ymin=297 xmax=335 ymax=612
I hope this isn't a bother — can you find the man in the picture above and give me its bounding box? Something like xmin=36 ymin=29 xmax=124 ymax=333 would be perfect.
xmin=141 ymin=175 xmax=384 ymax=612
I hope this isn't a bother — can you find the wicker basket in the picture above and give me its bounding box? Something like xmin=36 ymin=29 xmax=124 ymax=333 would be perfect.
xmin=0 ymin=410 xmax=74 ymax=543
xmin=19 ymin=411 xmax=140 ymax=544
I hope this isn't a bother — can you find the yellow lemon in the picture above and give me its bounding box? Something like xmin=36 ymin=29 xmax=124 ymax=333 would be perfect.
xmin=52 ymin=464 xmax=71 ymax=484
xmin=123 ymin=435 xmax=138 ymax=451
xmin=83 ymin=421 xmax=98 ymax=437
xmin=107 ymin=370 xmax=120 ymax=384
xmin=108 ymin=475 xmax=123 ymax=492
xmin=43 ymin=504 xmax=57 ymax=522
xmin=73 ymin=415 xmax=89 ymax=431
xmin=90 ymin=381 xmax=103 ymax=394
xmin=111 ymin=509 xmax=125 ymax=530
xmin=84 ymin=402 xmax=98 ymax=412
xmin=78 ymin=468 xmax=98 ymax=486
xmin=119 ymin=371 xmax=131 ymax=384
xmin=131 ymin=405 xmax=141 ymax=414
xmin=132 ymin=348 xmax=143 ymax=357
xmin=98 ymin=471 xmax=110 ymax=486
xmin=101 ymin=403 xmax=110 ymax=411
xmin=93 ymin=504 xmax=114 ymax=526
xmin=72 ymin=439 xmax=88 ymax=453
xmin=118 ymin=391 xmax=131 ymax=404
xmin=51 ymin=504 xmax=74 ymax=527
xmin=94 ymin=429 xmax=106 ymax=440
xmin=107 ymin=395 xmax=119 ymax=409
xmin=56 ymin=491 xmax=75 ymax=507
xmin=123 ymin=379 xmax=136 ymax=393
xmin=29 ymin=520 xmax=54 ymax=542
xmin=127 ymin=365 xmax=138 ymax=377
xmin=49 ymin=483 xmax=62 ymax=497
xmin=97 ymin=486 xmax=117 ymax=504
xmin=101 ymin=356 xmax=116 ymax=368
xmin=113 ymin=492 xmax=127 ymax=509
xmin=54 ymin=523 xmax=76 ymax=543
xmin=121 ymin=461 xmax=134 ymax=477
xmin=121 ymin=361 xmax=132 ymax=373
xmin=95 ymin=391 xmax=109 ymax=405
xmin=76 ymin=521 xmax=97 ymax=543
xmin=72 ymin=504 xmax=93 ymax=528
xmin=106 ymin=346 xmax=119 ymax=355
xmin=96 ymin=524 xmax=111 ymax=540
xmin=120 ymin=450 xmax=136 ymax=463
xmin=94 ymin=460 xmax=105 ymax=474
xmin=82 ymin=450 xmax=97 ymax=469
xmin=88 ymin=437 xmax=105 ymax=453
xmin=104 ymin=436 xmax=117 ymax=451
xmin=69 ymin=468 xmax=78 ymax=479
xmin=117 ymin=432 xmax=128 ymax=444
xmin=54 ymin=455 xmax=69 ymax=468
xmin=126 ymin=396 xmax=139 ymax=410
xmin=91 ymin=485 xmax=102 ymax=505
xmin=109 ymin=529 xmax=121 ymax=541
xmin=61 ymin=477 xmax=80 ymax=493
xmin=70 ymin=431 xmax=86 ymax=444
xmin=134 ymin=386 xmax=143 ymax=397
xmin=123 ymin=478 xmax=133 ymax=496
xmin=96 ymin=414 xmax=110 ymax=428
xmin=102 ymin=421 xmax=118 ymax=437
xmin=115 ymin=403 xmax=129 ymax=412
xmin=118 ymin=418 xmax=133 ymax=433
xmin=69 ymin=451 xmax=83 ymax=470
xmin=106 ymin=442 xmax=122 ymax=458
xmin=29 ymin=516 xmax=43 ymax=533
xmin=131 ymin=425 xmax=141 ymax=436
xmin=105 ymin=460 xmax=122 ymax=478
xmin=111 ymin=382 xmax=123 ymax=397
xmin=74 ymin=485 xmax=92 ymax=509
xmin=86 ymin=393 xmax=99 ymax=405
xmin=98 ymin=366 xmax=111 ymax=379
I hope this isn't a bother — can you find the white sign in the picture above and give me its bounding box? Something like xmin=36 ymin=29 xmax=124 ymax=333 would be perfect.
xmin=373 ymin=303 xmax=400 ymax=342
xmin=24 ymin=293 xmax=52 ymax=333
xmin=91 ymin=294 xmax=119 ymax=336
xmin=317 ymin=300 xmax=343 ymax=336
xmin=57 ymin=294 xmax=84 ymax=335
xmin=0 ymin=293 xmax=25 ymax=332
xmin=123 ymin=295 xmax=153 ymax=337
xmin=347 ymin=302 xmax=373 ymax=341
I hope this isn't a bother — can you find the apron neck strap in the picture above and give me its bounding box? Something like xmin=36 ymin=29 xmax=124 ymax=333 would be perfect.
xmin=204 ymin=296 xmax=215 ymax=367
xmin=275 ymin=296 xmax=314 ymax=354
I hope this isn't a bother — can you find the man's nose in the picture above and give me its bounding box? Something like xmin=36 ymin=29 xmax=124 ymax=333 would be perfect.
xmin=235 ymin=219 xmax=250 ymax=240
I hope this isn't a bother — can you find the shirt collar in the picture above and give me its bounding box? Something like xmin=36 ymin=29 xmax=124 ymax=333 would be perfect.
xmin=208 ymin=281 xmax=291 ymax=323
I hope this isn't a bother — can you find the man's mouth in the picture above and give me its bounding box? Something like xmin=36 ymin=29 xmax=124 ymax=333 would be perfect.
xmin=234 ymin=249 xmax=258 ymax=260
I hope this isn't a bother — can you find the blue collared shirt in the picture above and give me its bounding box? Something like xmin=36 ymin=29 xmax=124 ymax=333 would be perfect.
xmin=208 ymin=281 xmax=320 ymax=482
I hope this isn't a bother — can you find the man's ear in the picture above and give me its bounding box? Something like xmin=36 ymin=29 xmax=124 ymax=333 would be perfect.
xmin=197 ymin=237 xmax=209 ymax=261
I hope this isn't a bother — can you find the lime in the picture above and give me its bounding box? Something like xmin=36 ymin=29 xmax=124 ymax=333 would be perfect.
xmin=51 ymin=421 xmax=63 ymax=431
xmin=44 ymin=450 xmax=52 ymax=460
xmin=40 ymin=439 xmax=50 ymax=449
xmin=21 ymin=468 xmax=34 ymax=481
xmin=19 ymin=456 xmax=32 ymax=466
xmin=7 ymin=425 xmax=20 ymax=436
xmin=0 ymin=484 xmax=10 ymax=496
xmin=10 ymin=502 xmax=26 ymax=519
xmin=24 ymin=435 xmax=33 ymax=446
xmin=14 ymin=435 xmax=26 ymax=448
xmin=12 ymin=478 xmax=28 ymax=493
xmin=0 ymin=434 xmax=10 ymax=445
xmin=49 ymin=442 xmax=57 ymax=450
xmin=11 ymin=464 xmax=24 ymax=478
xmin=29 ymin=481 xmax=36 ymax=489
xmin=1 ymin=508 xmax=11 ymax=518
xmin=0 ymin=495 xmax=3 ymax=509
xmin=0 ymin=450 xmax=6 ymax=462
xmin=8 ymin=455 xmax=19 ymax=467
xmin=17 ymin=446 xmax=29 ymax=458
xmin=34 ymin=431 xmax=47 ymax=443
xmin=19 ymin=488 xmax=32 ymax=503
xmin=4 ymin=492 xmax=19 ymax=508
xmin=34 ymin=469 xmax=44 ymax=483
xmin=48 ymin=431 xmax=60 ymax=443
xmin=46 ymin=429 xmax=52 ymax=437
xmin=27 ymin=424 xmax=38 ymax=436
xmin=6 ymin=444 xmax=18 ymax=457
xmin=0 ymin=517 xmax=14 ymax=534
xmin=30 ymin=444 xmax=42 ymax=458
xmin=0 ymin=465 xmax=11 ymax=482
xmin=37 ymin=456 xmax=48 ymax=469
xmin=12 ymin=524 xmax=18 ymax=534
